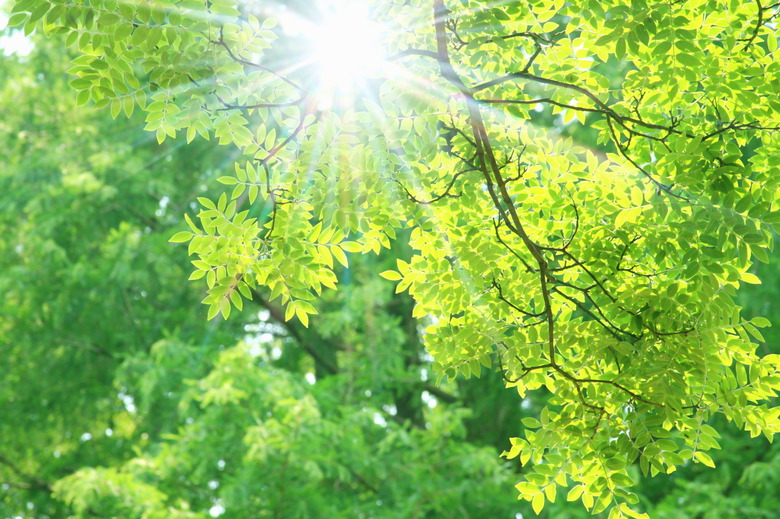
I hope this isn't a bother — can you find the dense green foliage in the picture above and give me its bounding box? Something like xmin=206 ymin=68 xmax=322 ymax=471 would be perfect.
xmin=3 ymin=0 xmax=780 ymax=517
xmin=0 ymin=36 xmax=528 ymax=519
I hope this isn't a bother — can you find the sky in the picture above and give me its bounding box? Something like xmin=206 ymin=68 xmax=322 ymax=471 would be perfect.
xmin=0 ymin=0 xmax=35 ymax=57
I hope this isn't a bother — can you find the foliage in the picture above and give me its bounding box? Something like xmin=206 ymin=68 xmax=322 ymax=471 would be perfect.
xmin=54 ymin=341 xmax=519 ymax=519
xmin=0 ymin=34 xmax=524 ymax=519
xmin=6 ymin=0 xmax=780 ymax=517
xmin=0 ymin=34 xmax=237 ymax=517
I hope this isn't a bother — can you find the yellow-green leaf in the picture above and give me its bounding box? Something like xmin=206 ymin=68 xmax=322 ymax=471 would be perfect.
xmin=741 ymin=272 xmax=761 ymax=285
xmin=340 ymin=241 xmax=362 ymax=253
xmin=615 ymin=207 xmax=641 ymax=229
xmin=296 ymin=307 xmax=309 ymax=327
xmin=694 ymin=451 xmax=715 ymax=468
xmin=284 ymin=302 xmax=296 ymax=321
xmin=532 ymin=493 xmax=545 ymax=514
xmin=567 ymin=485 xmax=584 ymax=502
xmin=169 ymin=231 xmax=192 ymax=243
xmin=544 ymin=484 xmax=556 ymax=502
xmin=332 ymin=246 xmax=348 ymax=268
xmin=379 ymin=270 xmax=402 ymax=281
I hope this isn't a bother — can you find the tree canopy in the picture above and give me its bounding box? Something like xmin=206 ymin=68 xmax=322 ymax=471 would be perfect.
xmin=4 ymin=0 xmax=780 ymax=517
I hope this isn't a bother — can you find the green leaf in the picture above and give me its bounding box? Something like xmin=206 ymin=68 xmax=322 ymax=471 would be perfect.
xmin=332 ymin=246 xmax=348 ymax=268
xmin=217 ymin=298 xmax=229 ymax=319
xmin=296 ymin=307 xmax=309 ymax=327
xmin=544 ymin=484 xmax=556 ymax=502
xmin=169 ymin=231 xmax=192 ymax=243
xmin=379 ymin=270 xmax=402 ymax=281
xmin=7 ymin=12 xmax=28 ymax=27
xmin=693 ymin=451 xmax=715 ymax=468
xmin=752 ymin=317 xmax=771 ymax=328
xmin=676 ymin=53 xmax=700 ymax=67
xmin=295 ymin=300 xmax=317 ymax=315
xmin=615 ymin=207 xmax=641 ymax=229
xmin=340 ymin=241 xmax=362 ymax=253
xmin=522 ymin=417 xmax=541 ymax=429
xmin=284 ymin=301 xmax=296 ymax=322
xmin=532 ymin=493 xmax=545 ymax=514
xmin=567 ymin=485 xmax=584 ymax=502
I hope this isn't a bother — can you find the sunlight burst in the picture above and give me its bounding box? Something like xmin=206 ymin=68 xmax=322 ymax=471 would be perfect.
xmin=307 ymin=4 xmax=386 ymax=107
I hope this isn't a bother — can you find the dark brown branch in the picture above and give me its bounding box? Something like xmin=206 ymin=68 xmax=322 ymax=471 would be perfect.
xmin=496 ymin=31 xmax=561 ymax=46
xmin=216 ymin=97 xmax=305 ymax=112
xmin=256 ymin=114 xmax=310 ymax=166
xmin=214 ymin=27 xmax=305 ymax=94
xmin=249 ymin=288 xmax=339 ymax=376
xmin=393 ymin=168 xmax=473 ymax=204
xmin=491 ymin=278 xmax=545 ymax=318
xmin=496 ymin=347 xmax=551 ymax=383
xmin=616 ymin=236 xmax=657 ymax=278
xmin=433 ymin=0 xmax=557 ymax=368
xmin=0 ymin=453 xmax=51 ymax=492
xmin=644 ymin=322 xmax=695 ymax=338
xmin=560 ymin=372 xmax=605 ymax=413
xmin=492 ymin=221 xmax=535 ymax=273
xmin=550 ymin=287 xmax=625 ymax=341
xmin=605 ymin=117 xmax=688 ymax=200
xmin=480 ymin=97 xmax=680 ymax=143
xmin=702 ymin=120 xmax=780 ymax=140
xmin=575 ymin=377 xmax=663 ymax=407
xmin=535 ymin=194 xmax=579 ymax=252
xmin=561 ymin=193 xmax=580 ymax=251
xmin=431 ymin=0 xmax=674 ymax=421
xmin=560 ymin=250 xmax=617 ymax=302
xmin=450 ymin=24 xmax=562 ymax=50
xmin=388 ymin=48 xmax=440 ymax=61
xmin=60 ymin=338 xmax=114 ymax=358
xmin=474 ymin=70 xmax=613 ymax=109
xmin=420 ymin=383 xmax=459 ymax=404
xmin=345 ymin=466 xmax=380 ymax=494
xmin=521 ymin=44 xmax=544 ymax=73
xmin=187 ymin=74 xmax=304 ymax=114
xmin=742 ymin=0 xmax=764 ymax=50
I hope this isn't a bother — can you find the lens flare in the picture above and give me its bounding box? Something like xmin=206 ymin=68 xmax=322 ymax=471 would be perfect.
xmin=307 ymin=4 xmax=385 ymax=107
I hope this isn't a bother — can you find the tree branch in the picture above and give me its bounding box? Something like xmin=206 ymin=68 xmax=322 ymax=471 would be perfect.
xmin=0 ymin=453 xmax=51 ymax=492
xmin=249 ymin=288 xmax=339 ymax=376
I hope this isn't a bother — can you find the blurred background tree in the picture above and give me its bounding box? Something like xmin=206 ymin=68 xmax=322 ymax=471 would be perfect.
xmin=0 ymin=30 xmax=527 ymax=519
